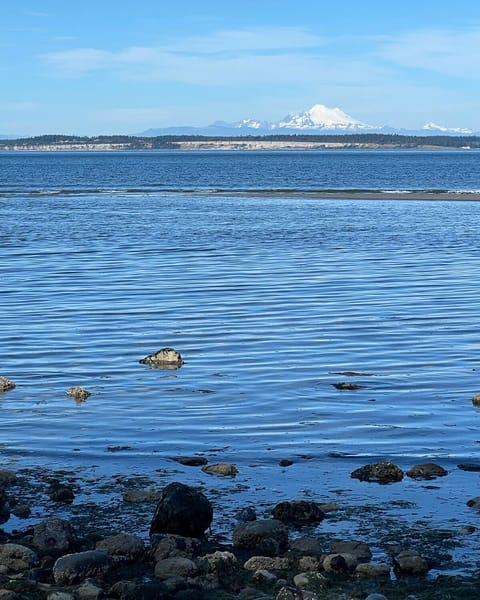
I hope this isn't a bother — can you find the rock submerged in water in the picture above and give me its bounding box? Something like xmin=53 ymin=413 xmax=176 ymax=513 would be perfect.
xmin=149 ymin=482 xmax=212 ymax=538
xmin=140 ymin=347 xmax=184 ymax=369
xmin=472 ymin=393 xmax=480 ymax=407
xmin=66 ymin=386 xmax=91 ymax=403
xmin=0 ymin=376 xmax=15 ymax=394
xmin=351 ymin=461 xmax=404 ymax=484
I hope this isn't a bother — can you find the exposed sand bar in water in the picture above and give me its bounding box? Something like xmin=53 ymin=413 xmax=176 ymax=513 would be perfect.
xmin=204 ymin=190 xmax=480 ymax=201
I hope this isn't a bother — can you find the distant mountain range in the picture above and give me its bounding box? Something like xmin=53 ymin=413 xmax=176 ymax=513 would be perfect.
xmin=141 ymin=103 xmax=477 ymax=137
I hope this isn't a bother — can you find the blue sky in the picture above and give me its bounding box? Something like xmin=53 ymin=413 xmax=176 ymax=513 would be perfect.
xmin=2 ymin=0 xmax=480 ymax=135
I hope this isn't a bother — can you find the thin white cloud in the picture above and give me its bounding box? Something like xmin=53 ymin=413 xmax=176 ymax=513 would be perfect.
xmin=40 ymin=26 xmax=385 ymax=86
xmin=380 ymin=27 xmax=480 ymax=79
xmin=167 ymin=27 xmax=325 ymax=53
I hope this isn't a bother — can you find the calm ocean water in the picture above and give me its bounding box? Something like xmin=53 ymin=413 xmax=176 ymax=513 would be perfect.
xmin=1 ymin=150 xmax=480 ymax=541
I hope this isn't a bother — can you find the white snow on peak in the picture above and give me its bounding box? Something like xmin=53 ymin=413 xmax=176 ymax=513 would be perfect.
xmin=233 ymin=103 xmax=376 ymax=131
xmin=422 ymin=122 xmax=473 ymax=134
xmin=277 ymin=103 xmax=371 ymax=130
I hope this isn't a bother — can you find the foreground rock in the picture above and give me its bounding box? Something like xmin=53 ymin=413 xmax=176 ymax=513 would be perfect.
xmin=393 ymin=550 xmax=430 ymax=575
xmin=33 ymin=517 xmax=75 ymax=555
xmin=233 ymin=519 xmax=289 ymax=556
xmin=149 ymin=481 xmax=213 ymax=538
xmin=351 ymin=461 xmax=404 ymax=484
xmin=53 ymin=550 xmax=112 ymax=585
xmin=0 ymin=376 xmax=15 ymax=393
xmin=139 ymin=347 xmax=184 ymax=368
xmin=0 ymin=543 xmax=38 ymax=573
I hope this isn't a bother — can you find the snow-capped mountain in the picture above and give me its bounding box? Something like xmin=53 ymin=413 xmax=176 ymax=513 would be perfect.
xmin=228 ymin=104 xmax=376 ymax=131
xmin=422 ymin=122 xmax=474 ymax=135
xmin=140 ymin=104 xmax=477 ymax=137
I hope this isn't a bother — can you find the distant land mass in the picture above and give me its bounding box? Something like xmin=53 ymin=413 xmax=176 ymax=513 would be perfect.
xmin=0 ymin=133 xmax=479 ymax=151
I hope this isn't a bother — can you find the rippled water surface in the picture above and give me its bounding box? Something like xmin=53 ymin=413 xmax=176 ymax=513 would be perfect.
xmin=2 ymin=152 xmax=480 ymax=546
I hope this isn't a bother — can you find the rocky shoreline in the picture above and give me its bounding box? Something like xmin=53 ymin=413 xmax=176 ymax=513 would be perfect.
xmin=1 ymin=459 xmax=480 ymax=600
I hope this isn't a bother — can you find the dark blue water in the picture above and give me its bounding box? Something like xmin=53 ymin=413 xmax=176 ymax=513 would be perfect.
xmin=1 ymin=150 xmax=480 ymax=547
xmin=1 ymin=149 xmax=480 ymax=195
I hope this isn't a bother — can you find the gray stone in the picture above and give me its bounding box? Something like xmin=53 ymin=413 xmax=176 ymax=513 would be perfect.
xmin=154 ymin=557 xmax=199 ymax=580
xmin=330 ymin=539 xmax=372 ymax=561
xmin=123 ymin=489 xmax=161 ymax=503
xmin=205 ymin=550 xmax=237 ymax=575
xmin=76 ymin=579 xmax=105 ymax=600
xmin=173 ymin=456 xmax=208 ymax=467
xmin=96 ymin=533 xmax=145 ymax=562
xmin=406 ymin=463 xmax=448 ymax=480
xmin=66 ymin=386 xmax=91 ymax=402
xmin=202 ymin=463 xmax=238 ymax=476
xmin=244 ymin=556 xmax=290 ymax=572
xmin=109 ymin=580 xmax=168 ymax=600
xmin=151 ymin=533 xmax=201 ymax=560
xmin=351 ymin=461 xmax=404 ymax=484
xmin=292 ymin=572 xmax=327 ymax=589
xmin=394 ymin=550 xmax=429 ymax=575
xmin=140 ymin=347 xmax=184 ymax=369
xmin=0 ymin=376 xmax=15 ymax=394
xmin=365 ymin=595 xmax=388 ymax=600
xmin=47 ymin=480 xmax=75 ymax=503
xmin=47 ymin=594 xmax=75 ymax=600
xmin=0 ymin=543 xmax=38 ymax=573
xmin=233 ymin=519 xmax=289 ymax=556
xmin=297 ymin=556 xmax=322 ymax=572
xmin=33 ymin=516 xmax=75 ymax=554
xmin=237 ymin=506 xmax=257 ymax=522
xmin=150 ymin=482 xmax=213 ymax=538
xmin=289 ymin=537 xmax=324 ymax=557
xmin=53 ymin=550 xmax=112 ymax=585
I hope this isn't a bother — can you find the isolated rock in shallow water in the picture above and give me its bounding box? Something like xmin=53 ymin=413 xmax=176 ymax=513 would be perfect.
xmin=66 ymin=386 xmax=91 ymax=403
xmin=472 ymin=393 xmax=480 ymax=407
xmin=406 ymin=463 xmax=448 ymax=480
xmin=0 ymin=376 xmax=15 ymax=393
xmin=272 ymin=500 xmax=325 ymax=525
xmin=173 ymin=456 xmax=208 ymax=467
xmin=351 ymin=461 xmax=404 ymax=484
xmin=149 ymin=482 xmax=212 ymax=538
xmin=47 ymin=480 xmax=75 ymax=503
xmin=466 ymin=496 xmax=480 ymax=509
xmin=333 ymin=382 xmax=364 ymax=390
xmin=202 ymin=463 xmax=238 ymax=476
xmin=140 ymin=347 xmax=184 ymax=368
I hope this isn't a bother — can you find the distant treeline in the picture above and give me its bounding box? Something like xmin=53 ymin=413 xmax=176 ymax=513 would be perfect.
xmin=2 ymin=133 xmax=480 ymax=148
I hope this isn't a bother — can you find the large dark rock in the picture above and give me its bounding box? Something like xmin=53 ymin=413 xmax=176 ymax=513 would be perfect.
xmin=272 ymin=500 xmax=324 ymax=525
xmin=149 ymin=482 xmax=213 ymax=538
xmin=351 ymin=461 xmax=404 ymax=484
